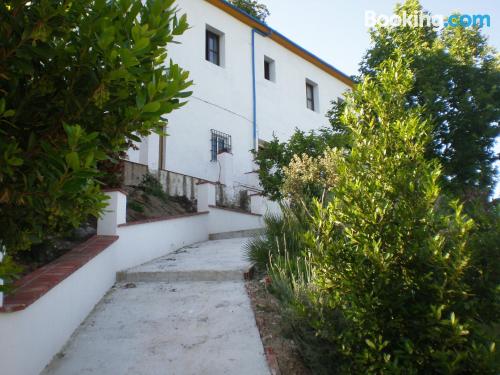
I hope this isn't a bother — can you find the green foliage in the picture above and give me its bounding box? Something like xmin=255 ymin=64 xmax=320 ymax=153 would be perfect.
xmin=253 ymin=118 xmax=350 ymax=201
xmin=0 ymin=246 xmax=22 ymax=292
xmin=138 ymin=174 xmax=169 ymax=203
xmin=127 ymin=200 xmax=145 ymax=214
xmin=268 ymin=56 xmax=497 ymax=373
xmin=244 ymin=205 xmax=308 ymax=269
xmin=228 ymin=0 xmax=270 ymax=22
xmin=0 ymin=0 xmax=191 ymax=284
xmin=360 ymin=0 xmax=500 ymax=196
xmin=464 ymin=198 xmax=500 ymax=323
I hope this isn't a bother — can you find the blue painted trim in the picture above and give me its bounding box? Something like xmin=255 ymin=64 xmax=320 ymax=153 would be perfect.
xmin=218 ymin=0 xmax=353 ymax=84
xmin=251 ymin=28 xmax=270 ymax=150
xmin=251 ymin=29 xmax=257 ymax=150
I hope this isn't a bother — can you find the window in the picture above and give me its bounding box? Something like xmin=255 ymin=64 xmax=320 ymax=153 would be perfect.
xmin=206 ymin=30 xmax=220 ymax=65
xmin=306 ymin=82 xmax=315 ymax=111
xmin=264 ymin=60 xmax=271 ymax=80
xmin=211 ymin=130 xmax=232 ymax=161
xmin=306 ymin=80 xmax=318 ymax=111
xmin=264 ymin=56 xmax=276 ymax=82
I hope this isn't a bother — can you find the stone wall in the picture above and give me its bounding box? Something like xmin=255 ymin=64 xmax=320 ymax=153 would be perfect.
xmin=123 ymin=160 xmax=202 ymax=202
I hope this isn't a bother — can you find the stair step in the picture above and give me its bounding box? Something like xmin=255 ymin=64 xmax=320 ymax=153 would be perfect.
xmin=117 ymin=269 xmax=247 ymax=283
xmin=116 ymin=238 xmax=254 ymax=283
xmin=209 ymin=228 xmax=265 ymax=240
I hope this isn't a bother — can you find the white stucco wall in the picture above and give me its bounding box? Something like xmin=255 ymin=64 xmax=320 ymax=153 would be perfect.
xmin=0 ymin=213 xmax=209 ymax=375
xmin=129 ymin=0 xmax=351 ymax=190
xmin=0 ymin=248 xmax=117 ymax=375
xmin=114 ymin=214 xmax=209 ymax=272
xmin=207 ymin=206 xmax=264 ymax=234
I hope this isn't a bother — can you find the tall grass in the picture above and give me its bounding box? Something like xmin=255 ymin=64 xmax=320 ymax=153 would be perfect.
xmin=244 ymin=204 xmax=308 ymax=270
xmin=245 ymin=203 xmax=344 ymax=374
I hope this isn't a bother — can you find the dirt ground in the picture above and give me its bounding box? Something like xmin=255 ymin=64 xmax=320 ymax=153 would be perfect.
xmin=124 ymin=185 xmax=195 ymax=222
xmin=246 ymin=276 xmax=311 ymax=375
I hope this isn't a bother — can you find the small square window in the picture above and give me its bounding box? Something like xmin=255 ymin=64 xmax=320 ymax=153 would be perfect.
xmin=211 ymin=130 xmax=232 ymax=161
xmin=206 ymin=30 xmax=220 ymax=65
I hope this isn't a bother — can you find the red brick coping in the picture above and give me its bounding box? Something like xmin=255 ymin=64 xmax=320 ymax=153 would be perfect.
xmin=118 ymin=211 xmax=209 ymax=228
xmin=0 ymin=235 xmax=118 ymax=313
xmin=209 ymin=205 xmax=262 ymax=217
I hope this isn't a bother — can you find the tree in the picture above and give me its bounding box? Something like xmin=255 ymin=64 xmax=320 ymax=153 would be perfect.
xmin=253 ymin=122 xmax=350 ymax=200
xmin=361 ymin=0 xmax=500 ymax=196
xmin=229 ymin=0 xmax=270 ymax=22
xmin=275 ymin=55 xmax=497 ymax=373
xmin=0 ymin=0 xmax=192 ymax=286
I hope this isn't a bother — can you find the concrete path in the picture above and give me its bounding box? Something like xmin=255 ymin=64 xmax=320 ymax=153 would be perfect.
xmin=42 ymin=238 xmax=270 ymax=375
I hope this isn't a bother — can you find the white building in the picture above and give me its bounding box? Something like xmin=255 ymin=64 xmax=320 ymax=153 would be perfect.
xmin=127 ymin=0 xmax=353 ymax=211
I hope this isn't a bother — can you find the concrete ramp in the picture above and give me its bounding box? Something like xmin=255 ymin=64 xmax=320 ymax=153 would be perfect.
xmin=42 ymin=238 xmax=269 ymax=375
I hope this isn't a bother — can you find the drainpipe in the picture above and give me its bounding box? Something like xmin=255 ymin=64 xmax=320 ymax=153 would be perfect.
xmin=251 ymin=28 xmax=271 ymax=151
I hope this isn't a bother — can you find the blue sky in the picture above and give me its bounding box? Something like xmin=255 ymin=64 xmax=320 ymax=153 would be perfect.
xmin=263 ymin=0 xmax=499 ymax=77
xmin=263 ymin=0 xmax=499 ymax=197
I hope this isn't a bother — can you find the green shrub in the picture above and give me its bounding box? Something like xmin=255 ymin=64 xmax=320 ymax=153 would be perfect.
xmin=268 ymin=55 xmax=497 ymax=373
xmin=253 ymin=123 xmax=350 ymax=201
xmin=127 ymin=200 xmax=145 ymax=213
xmin=464 ymin=198 xmax=500 ymax=324
xmin=138 ymin=174 xmax=169 ymax=203
xmin=0 ymin=0 xmax=191 ymax=287
xmin=244 ymin=205 xmax=309 ymax=270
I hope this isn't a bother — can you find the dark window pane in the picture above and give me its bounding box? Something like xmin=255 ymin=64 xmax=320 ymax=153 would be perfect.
xmin=306 ymin=83 xmax=315 ymax=111
xmin=264 ymin=60 xmax=270 ymax=80
xmin=206 ymin=30 xmax=220 ymax=65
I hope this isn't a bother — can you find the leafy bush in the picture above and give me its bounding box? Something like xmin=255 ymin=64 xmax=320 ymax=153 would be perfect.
xmin=0 ymin=0 xmax=191 ymax=286
xmin=464 ymin=198 xmax=500 ymax=323
xmin=267 ymin=56 xmax=497 ymax=373
xmin=253 ymin=122 xmax=350 ymax=201
xmin=127 ymin=200 xmax=145 ymax=214
xmin=138 ymin=174 xmax=169 ymax=203
xmin=244 ymin=205 xmax=308 ymax=269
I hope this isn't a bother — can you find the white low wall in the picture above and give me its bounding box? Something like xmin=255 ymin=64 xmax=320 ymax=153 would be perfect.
xmin=114 ymin=213 xmax=209 ymax=272
xmin=208 ymin=206 xmax=264 ymax=235
xmin=0 ymin=186 xmax=268 ymax=375
xmin=0 ymin=206 xmax=209 ymax=375
xmin=0 ymin=247 xmax=117 ymax=375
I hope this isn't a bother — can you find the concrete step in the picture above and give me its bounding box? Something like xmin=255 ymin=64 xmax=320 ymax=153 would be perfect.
xmin=117 ymin=238 xmax=254 ymax=283
xmin=117 ymin=269 xmax=247 ymax=283
xmin=209 ymin=228 xmax=265 ymax=240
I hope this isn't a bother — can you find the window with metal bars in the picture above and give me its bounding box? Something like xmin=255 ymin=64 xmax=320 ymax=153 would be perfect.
xmin=211 ymin=130 xmax=232 ymax=161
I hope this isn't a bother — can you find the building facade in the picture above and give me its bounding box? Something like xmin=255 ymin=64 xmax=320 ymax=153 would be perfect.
xmin=127 ymin=0 xmax=353 ymax=207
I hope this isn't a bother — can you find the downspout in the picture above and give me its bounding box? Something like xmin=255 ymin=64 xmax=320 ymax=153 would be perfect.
xmin=251 ymin=28 xmax=271 ymax=151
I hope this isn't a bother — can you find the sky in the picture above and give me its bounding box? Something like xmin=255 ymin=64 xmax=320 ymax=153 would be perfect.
xmin=262 ymin=0 xmax=499 ymax=77
xmin=262 ymin=0 xmax=500 ymax=197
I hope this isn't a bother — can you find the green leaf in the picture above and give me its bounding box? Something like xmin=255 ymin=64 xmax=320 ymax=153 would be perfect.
xmin=3 ymin=110 xmax=15 ymax=118
xmin=365 ymin=339 xmax=376 ymax=350
xmin=142 ymin=102 xmax=161 ymax=113
xmin=8 ymin=157 xmax=23 ymax=166
xmin=65 ymin=152 xmax=80 ymax=170
xmin=133 ymin=38 xmax=150 ymax=51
